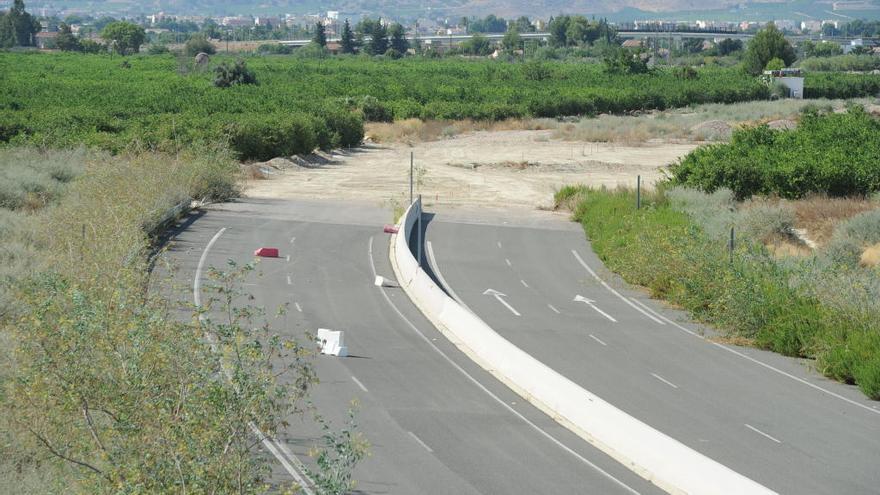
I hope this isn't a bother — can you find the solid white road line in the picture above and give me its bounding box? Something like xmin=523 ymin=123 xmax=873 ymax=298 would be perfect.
xmin=351 ymin=375 xmax=369 ymax=393
xmin=294 ymin=302 xmax=302 ymax=313
xmin=574 ymin=249 xmax=880 ymax=417
xmin=505 ymin=258 xmax=512 ymax=266
xmin=572 ymin=250 xmax=664 ymax=325
xmin=425 ymin=241 xmax=472 ymax=312
xmin=520 ymin=279 xmax=530 ymax=288
xmin=629 ymin=297 xmax=667 ymax=321
xmin=650 ymin=373 xmax=679 ymax=389
xmin=745 ymin=424 xmax=781 ymax=444
xmin=408 ymin=431 xmax=434 ymax=453
xmin=548 ymin=304 xmax=561 ymax=314
xmin=371 ymin=237 xmax=641 ymax=495
xmin=195 ymin=228 xmax=315 ymax=494
xmin=589 ymin=334 xmax=608 ymax=346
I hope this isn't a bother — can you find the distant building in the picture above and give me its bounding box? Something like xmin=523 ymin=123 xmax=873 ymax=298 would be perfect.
xmin=764 ymin=68 xmax=804 ymax=99
xmin=221 ymin=16 xmax=252 ymax=27
xmin=621 ymin=39 xmax=643 ymax=48
xmin=327 ymin=11 xmax=339 ymax=20
xmin=35 ymin=31 xmax=58 ymax=49
xmin=801 ymin=20 xmax=822 ymax=33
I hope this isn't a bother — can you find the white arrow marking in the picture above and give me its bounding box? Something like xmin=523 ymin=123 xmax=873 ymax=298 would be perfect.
xmin=573 ymin=295 xmax=617 ymax=322
xmin=483 ymin=289 xmax=521 ymax=316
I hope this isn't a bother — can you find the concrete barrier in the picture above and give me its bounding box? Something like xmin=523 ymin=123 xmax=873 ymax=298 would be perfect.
xmin=389 ymin=199 xmax=775 ymax=495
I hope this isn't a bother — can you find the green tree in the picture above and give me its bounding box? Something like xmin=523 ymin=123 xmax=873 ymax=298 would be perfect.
xmin=460 ymin=34 xmax=492 ymax=56
xmin=502 ymin=26 xmax=521 ymax=51
xmin=0 ymin=0 xmax=41 ymax=47
xmin=388 ymin=23 xmax=408 ymax=55
xmin=717 ymin=38 xmax=743 ymax=56
xmin=340 ymin=19 xmax=355 ymax=54
xmin=764 ymin=57 xmax=785 ymax=71
xmin=548 ymin=15 xmax=569 ymax=47
xmin=80 ymin=38 xmax=104 ymax=53
xmin=101 ymin=21 xmax=145 ymax=55
xmin=743 ymin=23 xmax=795 ymax=75
xmin=184 ymin=35 xmax=216 ymax=56
xmin=514 ymin=16 xmax=535 ymax=33
xmin=368 ymin=22 xmax=388 ymax=55
xmin=55 ymin=22 xmax=81 ymax=51
xmin=313 ymin=21 xmax=326 ymax=47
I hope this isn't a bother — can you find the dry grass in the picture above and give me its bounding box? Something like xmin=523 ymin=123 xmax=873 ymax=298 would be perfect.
xmin=861 ymin=243 xmax=880 ymax=267
xmin=550 ymin=98 xmax=871 ymax=144
xmin=790 ymin=195 xmax=879 ymax=247
xmin=365 ymin=118 xmax=555 ymax=144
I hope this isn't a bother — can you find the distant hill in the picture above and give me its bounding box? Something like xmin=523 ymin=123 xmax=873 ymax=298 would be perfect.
xmin=21 ymin=0 xmax=880 ymax=21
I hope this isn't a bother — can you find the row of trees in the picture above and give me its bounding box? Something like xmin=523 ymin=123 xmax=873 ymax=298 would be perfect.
xmin=309 ymin=18 xmax=409 ymax=57
xmin=547 ymin=15 xmax=616 ymax=47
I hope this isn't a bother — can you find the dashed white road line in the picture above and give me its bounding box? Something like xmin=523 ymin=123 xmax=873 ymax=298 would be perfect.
xmin=372 ymin=236 xmax=641 ymax=495
xmin=745 ymin=424 xmax=782 ymax=444
xmin=351 ymin=375 xmax=369 ymax=393
xmin=650 ymin=373 xmax=679 ymax=389
xmin=286 ymin=254 xmax=291 ymax=262
xmin=589 ymin=334 xmax=608 ymax=346
xmin=290 ymin=236 xmax=296 ymax=244
xmin=520 ymin=279 xmax=529 ymax=288
xmin=548 ymin=304 xmax=560 ymax=314
xmin=505 ymin=258 xmax=512 ymax=267
xmin=196 ymin=227 xmax=315 ymax=495
xmin=497 ymin=241 xmax=502 ymax=249
xmin=294 ymin=302 xmax=302 ymax=313
xmin=408 ymin=431 xmax=434 ymax=453
xmin=286 ymin=274 xmax=292 ymax=285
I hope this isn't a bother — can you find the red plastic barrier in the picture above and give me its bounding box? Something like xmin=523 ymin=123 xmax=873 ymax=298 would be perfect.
xmin=254 ymin=247 xmax=280 ymax=258
xmin=383 ymin=225 xmax=399 ymax=234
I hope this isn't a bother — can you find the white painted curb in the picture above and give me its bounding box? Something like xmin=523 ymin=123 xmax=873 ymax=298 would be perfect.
xmin=389 ymin=199 xmax=776 ymax=495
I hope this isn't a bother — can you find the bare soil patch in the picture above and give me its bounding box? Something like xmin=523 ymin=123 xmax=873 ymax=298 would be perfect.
xmin=244 ymin=130 xmax=698 ymax=210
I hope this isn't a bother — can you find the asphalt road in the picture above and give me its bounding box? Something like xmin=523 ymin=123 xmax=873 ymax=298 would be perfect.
xmin=165 ymin=198 xmax=665 ymax=495
xmin=424 ymin=212 xmax=880 ymax=495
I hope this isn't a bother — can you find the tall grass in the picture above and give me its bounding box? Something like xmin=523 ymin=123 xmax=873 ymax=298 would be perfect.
xmin=558 ymin=186 xmax=880 ymax=399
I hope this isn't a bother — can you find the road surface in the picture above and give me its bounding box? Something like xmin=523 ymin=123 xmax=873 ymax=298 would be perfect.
xmin=165 ymin=198 xmax=664 ymax=494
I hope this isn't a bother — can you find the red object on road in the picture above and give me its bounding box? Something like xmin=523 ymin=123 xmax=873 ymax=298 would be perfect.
xmin=383 ymin=225 xmax=399 ymax=234
xmin=254 ymin=247 xmax=280 ymax=258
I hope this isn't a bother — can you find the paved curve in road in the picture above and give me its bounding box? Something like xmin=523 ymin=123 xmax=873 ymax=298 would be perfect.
xmin=424 ymin=210 xmax=880 ymax=495
xmin=165 ymin=198 xmax=665 ymax=495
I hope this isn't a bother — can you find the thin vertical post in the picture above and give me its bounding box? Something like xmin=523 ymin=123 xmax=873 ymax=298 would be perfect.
xmin=729 ymin=227 xmax=735 ymax=263
xmin=417 ymin=195 xmax=423 ymax=268
xmin=410 ymin=152 xmax=414 ymax=205
xmin=636 ymin=175 xmax=641 ymax=210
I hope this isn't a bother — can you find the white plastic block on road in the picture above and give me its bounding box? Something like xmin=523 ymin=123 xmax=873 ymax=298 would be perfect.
xmin=317 ymin=328 xmax=348 ymax=357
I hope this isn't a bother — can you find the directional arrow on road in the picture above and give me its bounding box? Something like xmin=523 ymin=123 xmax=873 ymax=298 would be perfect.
xmin=483 ymin=289 xmax=521 ymax=316
xmin=573 ymin=295 xmax=617 ymax=322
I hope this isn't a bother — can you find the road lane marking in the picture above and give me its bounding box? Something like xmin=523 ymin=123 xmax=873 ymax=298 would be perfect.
xmin=286 ymin=255 xmax=290 ymax=262
xmin=629 ymin=297 xmax=666 ymax=321
xmin=572 ymin=250 xmax=664 ymax=325
xmin=651 ymin=373 xmax=679 ymax=389
xmin=290 ymin=236 xmax=296 ymax=244
xmin=425 ymin=241 xmax=472 ymax=312
xmin=497 ymin=241 xmax=502 ymax=248
xmin=483 ymin=289 xmax=521 ymax=316
xmin=295 ymin=302 xmax=302 ymax=313
xmin=351 ymin=375 xmax=368 ymax=393
xmin=574 ymin=295 xmax=617 ymax=323
xmin=286 ymin=275 xmax=292 ymax=285
xmin=589 ymin=334 xmax=608 ymax=346
xmin=647 ymin=302 xmax=880 ymax=417
xmin=408 ymin=431 xmax=434 ymax=453
xmin=745 ymin=424 xmax=781 ymax=444
xmin=548 ymin=304 xmax=560 ymax=314
xmin=371 ymin=237 xmax=640 ymax=494
xmin=196 ymin=227 xmax=315 ymax=494
xmin=520 ymin=279 xmax=529 ymax=288
xmin=505 ymin=258 xmax=512 ymax=267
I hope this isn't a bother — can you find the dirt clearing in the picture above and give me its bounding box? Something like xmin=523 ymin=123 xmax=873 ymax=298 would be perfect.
xmin=245 ymin=130 xmax=697 ymax=210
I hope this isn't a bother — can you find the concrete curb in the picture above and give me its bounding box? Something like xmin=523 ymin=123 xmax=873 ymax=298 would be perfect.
xmin=389 ymin=199 xmax=776 ymax=495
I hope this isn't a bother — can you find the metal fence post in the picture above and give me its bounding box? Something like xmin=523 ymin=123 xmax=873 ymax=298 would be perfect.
xmin=729 ymin=226 xmax=735 ymax=263
xmin=410 ymin=152 xmax=414 ymax=205
xmin=636 ymin=175 xmax=641 ymax=210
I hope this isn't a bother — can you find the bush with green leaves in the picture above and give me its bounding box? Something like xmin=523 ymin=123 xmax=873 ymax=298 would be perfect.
xmin=669 ymin=107 xmax=880 ymax=199
xmin=213 ymin=59 xmax=258 ymax=88
xmin=184 ymin=35 xmax=215 ymax=56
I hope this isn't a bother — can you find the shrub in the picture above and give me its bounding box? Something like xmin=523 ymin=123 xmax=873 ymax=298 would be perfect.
xmin=184 ymin=35 xmax=216 ymax=57
xmin=213 ymin=59 xmax=257 ymax=88
xmin=147 ymin=44 xmax=170 ymax=55
xmin=228 ymin=114 xmax=318 ymax=161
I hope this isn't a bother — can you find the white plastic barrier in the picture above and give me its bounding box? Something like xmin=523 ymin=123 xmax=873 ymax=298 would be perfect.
xmin=317 ymin=328 xmax=348 ymax=357
xmin=389 ymin=199 xmax=775 ymax=495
